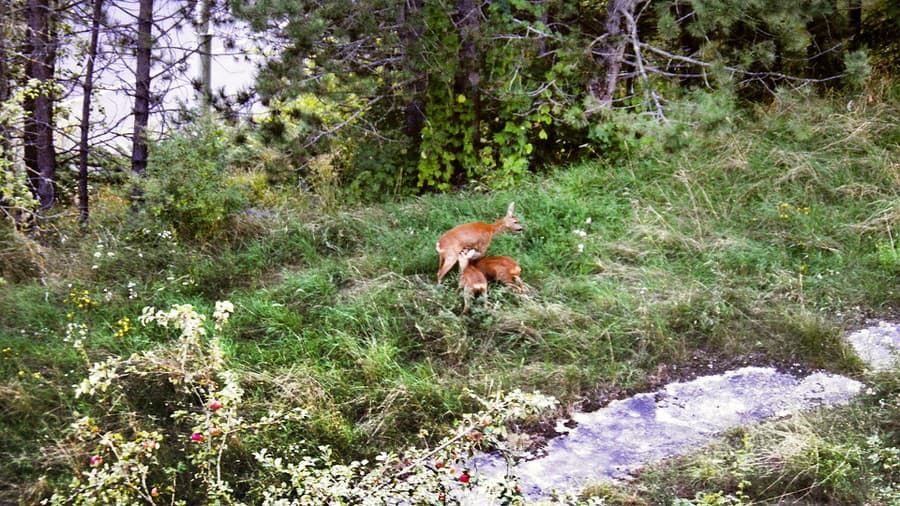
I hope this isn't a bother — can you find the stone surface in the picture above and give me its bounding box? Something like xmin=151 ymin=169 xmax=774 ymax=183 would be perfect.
xmin=847 ymin=321 xmax=900 ymax=372
xmin=462 ymin=321 xmax=900 ymax=502
xmin=470 ymin=366 xmax=865 ymax=500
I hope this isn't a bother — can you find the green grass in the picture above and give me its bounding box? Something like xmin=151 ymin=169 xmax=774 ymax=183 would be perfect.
xmin=1 ymin=88 xmax=898 ymax=503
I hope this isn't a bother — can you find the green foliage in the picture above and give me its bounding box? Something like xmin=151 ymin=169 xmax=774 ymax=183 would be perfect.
xmin=141 ymin=118 xmax=249 ymax=240
xmin=415 ymin=0 xmax=587 ymax=189
xmin=0 ymin=156 xmax=37 ymax=220
xmin=843 ymin=49 xmax=873 ymax=93
xmin=875 ymin=239 xmax=900 ymax=274
xmin=860 ymin=0 xmax=900 ymax=70
xmin=233 ymin=0 xmax=596 ymax=194
xmin=1 ymin=85 xmax=40 ymax=234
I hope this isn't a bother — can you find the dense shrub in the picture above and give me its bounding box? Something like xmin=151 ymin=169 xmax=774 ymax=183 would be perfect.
xmin=141 ymin=119 xmax=250 ymax=240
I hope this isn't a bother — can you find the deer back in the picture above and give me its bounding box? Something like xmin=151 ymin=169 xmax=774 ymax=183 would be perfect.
xmin=436 ymin=202 xmax=523 ymax=255
xmin=473 ymin=256 xmax=521 ymax=281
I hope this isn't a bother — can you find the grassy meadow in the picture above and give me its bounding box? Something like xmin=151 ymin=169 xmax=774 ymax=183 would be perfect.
xmin=1 ymin=87 xmax=898 ymax=504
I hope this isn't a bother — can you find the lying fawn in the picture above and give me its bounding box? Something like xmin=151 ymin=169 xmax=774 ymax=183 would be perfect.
xmin=473 ymin=256 xmax=524 ymax=293
xmin=436 ymin=202 xmax=523 ymax=284
xmin=458 ymin=248 xmax=488 ymax=313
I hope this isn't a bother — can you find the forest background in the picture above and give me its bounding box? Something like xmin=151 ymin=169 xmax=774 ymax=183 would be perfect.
xmin=1 ymin=0 xmax=898 ymax=504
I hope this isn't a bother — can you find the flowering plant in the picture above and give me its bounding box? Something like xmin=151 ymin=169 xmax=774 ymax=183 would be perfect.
xmin=48 ymin=302 xmax=558 ymax=505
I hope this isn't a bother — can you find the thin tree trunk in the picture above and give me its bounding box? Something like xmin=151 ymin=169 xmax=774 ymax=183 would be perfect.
xmin=24 ymin=0 xmax=57 ymax=211
xmin=401 ymin=0 xmax=425 ymax=146
xmin=805 ymin=0 xmax=843 ymax=80
xmin=454 ymin=0 xmax=481 ymax=176
xmin=131 ymin=0 xmax=153 ymax=177
xmin=0 ymin=1 xmax=11 ymax=160
xmin=589 ymin=0 xmax=637 ymax=110
xmin=198 ymin=0 xmax=213 ymax=109
xmin=848 ymin=0 xmax=862 ymax=50
xmin=78 ymin=0 xmax=104 ymax=224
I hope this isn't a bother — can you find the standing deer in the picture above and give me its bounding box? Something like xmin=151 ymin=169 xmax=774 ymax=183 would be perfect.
xmin=458 ymin=248 xmax=488 ymax=313
xmin=435 ymin=202 xmax=523 ymax=284
xmin=473 ymin=256 xmax=524 ymax=293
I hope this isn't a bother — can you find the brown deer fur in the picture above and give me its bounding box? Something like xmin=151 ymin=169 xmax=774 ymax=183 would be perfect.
xmin=458 ymin=249 xmax=488 ymax=313
xmin=473 ymin=256 xmax=524 ymax=293
xmin=435 ymin=202 xmax=523 ymax=284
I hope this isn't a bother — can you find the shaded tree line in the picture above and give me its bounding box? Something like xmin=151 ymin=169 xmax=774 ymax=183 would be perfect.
xmin=1 ymin=0 xmax=895 ymax=223
xmin=232 ymin=0 xmax=889 ymax=197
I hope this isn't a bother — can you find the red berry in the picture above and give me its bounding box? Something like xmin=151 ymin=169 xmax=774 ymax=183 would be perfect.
xmin=89 ymin=455 xmax=102 ymax=466
xmin=190 ymin=432 xmax=204 ymax=442
xmin=459 ymin=472 xmax=470 ymax=483
xmin=209 ymin=400 xmax=223 ymax=410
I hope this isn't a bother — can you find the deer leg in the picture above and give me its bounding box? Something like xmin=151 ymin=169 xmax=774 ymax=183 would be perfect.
xmin=436 ymin=249 xmax=458 ymax=284
xmin=501 ymin=273 xmax=525 ymax=293
xmin=495 ymin=271 xmax=511 ymax=285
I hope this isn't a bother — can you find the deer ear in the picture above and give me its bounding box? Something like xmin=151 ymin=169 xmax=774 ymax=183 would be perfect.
xmin=506 ymin=202 xmax=515 ymax=216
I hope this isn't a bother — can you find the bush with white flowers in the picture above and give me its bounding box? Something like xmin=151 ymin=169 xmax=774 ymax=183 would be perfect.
xmin=47 ymin=302 xmax=558 ymax=505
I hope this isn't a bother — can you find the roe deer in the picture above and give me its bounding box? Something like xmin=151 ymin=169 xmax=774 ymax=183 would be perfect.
xmin=436 ymin=202 xmax=523 ymax=284
xmin=473 ymin=256 xmax=524 ymax=293
xmin=458 ymin=248 xmax=488 ymax=313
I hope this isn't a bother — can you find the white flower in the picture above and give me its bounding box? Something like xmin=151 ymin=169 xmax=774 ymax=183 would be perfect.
xmin=573 ymin=229 xmax=587 ymax=237
xmin=213 ymin=301 xmax=235 ymax=329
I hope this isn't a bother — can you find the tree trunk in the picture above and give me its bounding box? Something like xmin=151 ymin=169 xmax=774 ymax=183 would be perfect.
xmin=805 ymin=0 xmax=843 ymax=80
xmin=24 ymin=0 xmax=57 ymax=211
xmin=848 ymin=0 xmax=862 ymax=50
xmin=401 ymin=0 xmax=425 ymax=146
xmin=78 ymin=0 xmax=104 ymax=224
xmin=198 ymin=0 xmax=213 ymax=109
xmin=454 ymin=0 xmax=481 ymax=178
xmin=131 ymin=0 xmax=153 ymax=176
xmin=589 ymin=0 xmax=637 ymax=109
xmin=0 ymin=1 xmax=11 ymax=160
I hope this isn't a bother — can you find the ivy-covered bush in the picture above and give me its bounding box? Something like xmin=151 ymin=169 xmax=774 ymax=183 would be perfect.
xmin=414 ymin=0 xmax=588 ymax=190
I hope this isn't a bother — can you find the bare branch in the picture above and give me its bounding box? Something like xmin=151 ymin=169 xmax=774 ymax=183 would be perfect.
xmin=636 ymin=42 xmax=844 ymax=85
xmin=622 ymin=6 xmax=668 ymax=123
xmin=302 ymin=94 xmax=386 ymax=149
